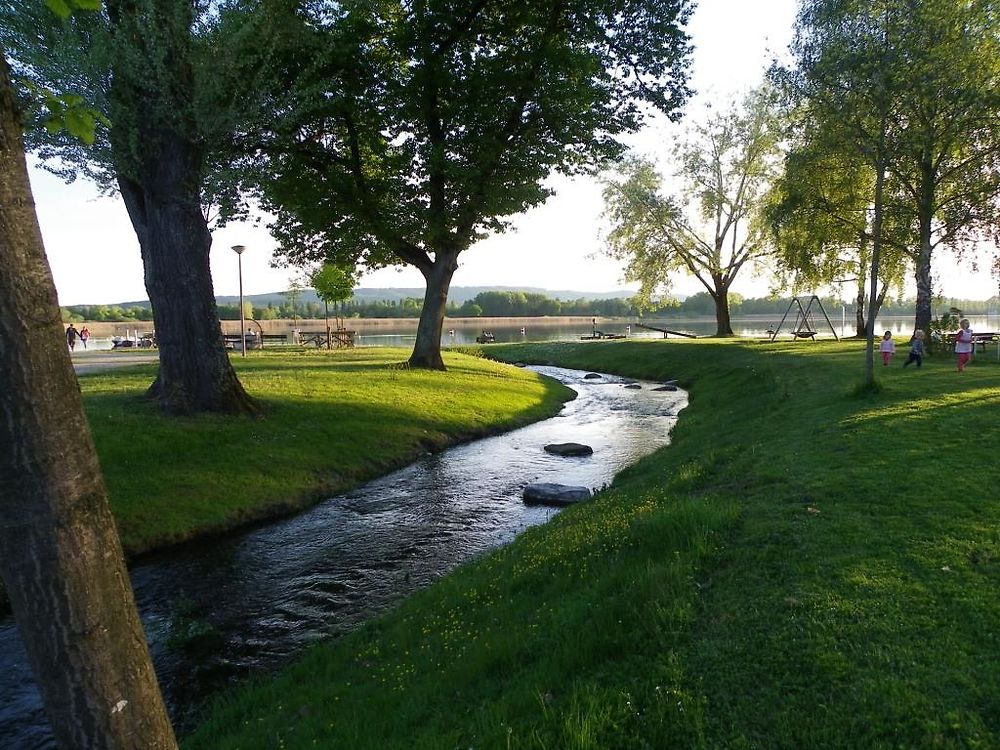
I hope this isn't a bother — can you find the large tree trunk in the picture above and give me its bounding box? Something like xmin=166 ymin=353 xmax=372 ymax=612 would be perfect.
xmin=913 ymin=156 xmax=935 ymax=334
xmin=409 ymin=251 xmax=459 ymax=369
xmin=711 ymin=279 xmax=735 ymax=337
xmin=118 ymin=146 xmax=257 ymax=416
xmin=109 ymin=0 xmax=256 ymax=416
xmin=0 ymin=52 xmax=177 ymax=749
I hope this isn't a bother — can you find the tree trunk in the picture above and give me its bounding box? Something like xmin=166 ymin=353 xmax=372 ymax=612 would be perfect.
xmin=108 ymin=0 xmax=256 ymax=416
xmin=409 ymin=251 xmax=459 ymax=369
xmin=325 ymin=300 xmax=331 ymax=349
xmin=855 ymin=283 xmax=867 ymax=338
xmin=0 ymin=52 xmax=177 ymax=750
xmin=913 ymin=155 xmax=935 ymax=334
xmin=865 ymin=155 xmax=888 ymax=386
xmin=117 ymin=134 xmax=258 ymax=416
xmin=711 ymin=280 xmax=735 ymax=337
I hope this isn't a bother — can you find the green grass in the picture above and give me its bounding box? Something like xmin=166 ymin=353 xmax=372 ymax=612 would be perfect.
xmin=183 ymin=339 xmax=1000 ymax=749
xmin=80 ymin=348 xmax=573 ymax=556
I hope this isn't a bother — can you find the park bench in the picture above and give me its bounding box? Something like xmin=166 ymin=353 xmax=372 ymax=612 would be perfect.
xmin=222 ymin=333 xmax=294 ymax=349
xmin=260 ymin=334 xmax=290 ymax=346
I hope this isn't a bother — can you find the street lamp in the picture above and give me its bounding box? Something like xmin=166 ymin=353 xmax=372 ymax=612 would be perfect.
xmin=232 ymin=244 xmax=247 ymax=358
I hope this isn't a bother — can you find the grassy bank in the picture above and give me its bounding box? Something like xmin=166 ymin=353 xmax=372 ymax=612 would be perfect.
xmin=80 ymin=348 xmax=572 ymax=556
xmin=184 ymin=339 xmax=1000 ymax=749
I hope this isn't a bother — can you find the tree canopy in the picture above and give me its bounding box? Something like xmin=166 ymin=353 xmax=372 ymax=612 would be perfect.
xmin=603 ymin=88 xmax=781 ymax=336
xmin=764 ymin=112 xmax=911 ymax=337
xmin=782 ymin=0 xmax=1000 ymax=348
xmin=237 ymin=0 xmax=694 ymax=368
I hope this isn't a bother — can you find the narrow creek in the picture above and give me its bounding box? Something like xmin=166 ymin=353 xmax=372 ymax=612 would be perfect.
xmin=0 ymin=366 xmax=687 ymax=748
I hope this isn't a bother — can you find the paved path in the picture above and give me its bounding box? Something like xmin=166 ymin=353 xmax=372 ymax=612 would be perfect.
xmin=71 ymin=351 xmax=159 ymax=374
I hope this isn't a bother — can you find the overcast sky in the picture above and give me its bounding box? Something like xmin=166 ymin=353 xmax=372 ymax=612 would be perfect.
xmin=28 ymin=0 xmax=999 ymax=306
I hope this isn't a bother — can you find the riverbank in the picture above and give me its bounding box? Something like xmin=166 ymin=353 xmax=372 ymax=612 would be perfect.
xmin=77 ymin=348 xmax=572 ymax=557
xmin=186 ymin=339 xmax=1000 ymax=749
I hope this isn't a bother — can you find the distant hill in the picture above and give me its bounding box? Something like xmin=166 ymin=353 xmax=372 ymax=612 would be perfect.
xmin=119 ymin=286 xmax=639 ymax=308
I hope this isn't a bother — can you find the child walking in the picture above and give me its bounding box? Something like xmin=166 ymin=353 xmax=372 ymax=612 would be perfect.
xmin=879 ymin=330 xmax=895 ymax=366
xmin=902 ymin=330 xmax=925 ymax=368
xmin=954 ymin=318 xmax=974 ymax=372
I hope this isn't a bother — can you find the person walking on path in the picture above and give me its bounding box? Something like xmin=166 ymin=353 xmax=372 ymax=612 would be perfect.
xmin=954 ymin=318 xmax=974 ymax=372
xmin=65 ymin=324 xmax=79 ymax=351
xmin=879 ymin=330 xmax=896 ymax=366
xmin=79 ymin=326 xmax=91 ymax=349
xmin=903 ymin=330 xmax=925 ymax=368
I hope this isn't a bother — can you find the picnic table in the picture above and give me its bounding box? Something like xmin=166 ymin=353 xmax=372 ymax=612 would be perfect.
xmin=943 ymin=331 xmax=998 ymax=353
xmin=112 ymin=333 xmax=156 ymax=349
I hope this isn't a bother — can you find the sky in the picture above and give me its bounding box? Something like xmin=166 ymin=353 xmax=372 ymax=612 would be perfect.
xmin=28 ymin=0 xmax=1000 ymax=307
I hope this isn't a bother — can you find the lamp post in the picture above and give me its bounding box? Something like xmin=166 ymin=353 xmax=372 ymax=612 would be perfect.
xmin=232 ymin=245 xmax=247 ymax=357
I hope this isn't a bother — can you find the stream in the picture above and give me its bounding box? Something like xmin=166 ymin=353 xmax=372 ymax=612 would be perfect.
xmin=0 ymin=366 xmax=687 ymax=748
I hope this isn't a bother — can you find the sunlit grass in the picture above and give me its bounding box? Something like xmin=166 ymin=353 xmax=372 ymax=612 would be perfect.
xmin=81 ymin=348 xmax=572 ymax=555
xmin=185 ymin=339 xmax=1000 ymax=749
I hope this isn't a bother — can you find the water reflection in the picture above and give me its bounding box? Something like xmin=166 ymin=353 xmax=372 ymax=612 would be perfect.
xmin=0 ymin=367 xmax=686 ymax=748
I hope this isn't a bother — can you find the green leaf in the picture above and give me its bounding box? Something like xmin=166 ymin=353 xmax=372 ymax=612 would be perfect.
xmin=44 ymin=0 xmax=73 ymax=19
xmin=64 ymin=108 xmax=98 ymax=144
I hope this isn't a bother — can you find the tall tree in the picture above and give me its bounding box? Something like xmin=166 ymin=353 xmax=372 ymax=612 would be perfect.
xmin=884 ymin=0 xmax=1000 ymax=333
xmin=784 ymin=0 xmax=1000 ymax=345
xmin=765 ymin=127 xmax=911 ymax=337
xmin=1 ymin=0 xmax=265 ymax=415
xmin=311 ymin=261 xmax=358 ymax=344
xmin=603 ymin=88 xmax=781 ymax=336
xmin=244 ymin=0 xmax=694 ymax=369
xmin=0 ymin=42 xmax=177 ymax=750
xmin=783 ymin=0 xmax=918 ymax=385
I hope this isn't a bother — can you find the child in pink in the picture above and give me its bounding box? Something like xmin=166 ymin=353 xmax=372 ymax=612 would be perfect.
xmin=954 ymin=318 xmax=974 ymax=372
xmin=879 ymin=330 xmax=895 ymax=366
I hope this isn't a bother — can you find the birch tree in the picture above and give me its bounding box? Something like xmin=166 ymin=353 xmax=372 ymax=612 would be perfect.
xmin=765 ymin=124 xmax=911 ymax=337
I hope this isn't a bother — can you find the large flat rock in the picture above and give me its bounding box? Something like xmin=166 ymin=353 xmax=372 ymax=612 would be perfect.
xmin=544 ymin=442 xmax=594 ymax=457
xmin=523 ymin=483 xmax=593 ymax=506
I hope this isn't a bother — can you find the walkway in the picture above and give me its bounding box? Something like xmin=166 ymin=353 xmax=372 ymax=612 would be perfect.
xmin=71 ymin=350 xmax=159 ymax=374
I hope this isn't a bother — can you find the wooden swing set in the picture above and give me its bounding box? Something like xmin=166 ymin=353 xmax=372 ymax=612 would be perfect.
xmin=769 ymin=295 xmax=840 ymax=342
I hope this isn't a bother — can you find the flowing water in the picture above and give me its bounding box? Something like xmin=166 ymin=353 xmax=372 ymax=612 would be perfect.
xmin=0 ymin=367 xmax=687 ymax=748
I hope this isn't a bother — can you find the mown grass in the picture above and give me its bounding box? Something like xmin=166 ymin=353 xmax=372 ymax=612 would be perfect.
xmin=80 ymin=348 xmax=573 ymax=556
xmin=183 ymin=338 xmax=1000 ymax=749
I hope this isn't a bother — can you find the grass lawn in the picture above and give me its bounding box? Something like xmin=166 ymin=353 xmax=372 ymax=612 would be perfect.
xmin=183 ymin=338 xmax=1000 ymax=749
xmin=80 ymin=348 xmax=573 ymax=556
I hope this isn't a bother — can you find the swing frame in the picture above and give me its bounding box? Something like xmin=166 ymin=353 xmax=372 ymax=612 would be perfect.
xmin=769 ymin=296 xmax=840 ymax=342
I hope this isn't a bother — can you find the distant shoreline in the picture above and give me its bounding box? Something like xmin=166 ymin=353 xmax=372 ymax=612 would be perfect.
xmin=71 ymin=313 xmax=970 ymax=339
xmin=71 ymin=316 xmax=616 ymax=338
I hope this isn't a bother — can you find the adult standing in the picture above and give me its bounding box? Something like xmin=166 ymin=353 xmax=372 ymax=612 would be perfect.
xmin=79 ymin=325 xmax=90 ymax=349
xmin=65 ymin=324 xmax=79 ymax=351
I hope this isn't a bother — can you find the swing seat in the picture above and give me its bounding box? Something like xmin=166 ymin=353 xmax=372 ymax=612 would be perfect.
xmin=791 ymin=330 xmax=817 ymax=339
